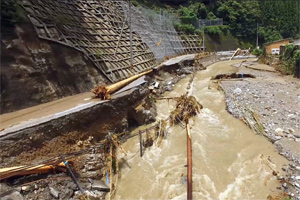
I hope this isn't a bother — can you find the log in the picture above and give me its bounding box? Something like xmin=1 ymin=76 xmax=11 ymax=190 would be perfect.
xmin=0 ymin=162 xmax=66 ymax=180
xmin=92 ymin=69 xmax=153 ymax=99
xmin=230 ymin=48 xmax=241 ymax=60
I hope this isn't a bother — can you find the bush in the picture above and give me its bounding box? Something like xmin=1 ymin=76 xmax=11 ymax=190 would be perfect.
xmin=174 ymin=23 xmax=195 ymax=34
xmin=204 ymin=26 xmax=222 ymax=35
xmin=279 ymin=44 xmax=300 ymax=75
xmin=201 ymin=25 xmax=228 ymax=36
xmin=1 ymin=0 xmax=25 ymax=26
xmin=132 ymin=1 xmax=139 ymax=7
xmin=252 ymin=48 xmax=263 ymax=56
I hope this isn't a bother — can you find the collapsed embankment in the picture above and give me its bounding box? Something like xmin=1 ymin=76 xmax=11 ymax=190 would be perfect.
xmin=0 ymin=53 xmax=218 ymax=200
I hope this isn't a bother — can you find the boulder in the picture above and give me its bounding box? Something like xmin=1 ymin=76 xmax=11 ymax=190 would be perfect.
xmin=275 ymin=128 xmax=284 ymax=136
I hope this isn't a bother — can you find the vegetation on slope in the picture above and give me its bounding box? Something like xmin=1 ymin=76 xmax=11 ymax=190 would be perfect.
xmin=1 ymin=0 xmax=25 ymax=27
xmin=134 ymin=0 xmax=300 ymax=47
xmin=279 ymin=44 xmax=300 ymax=76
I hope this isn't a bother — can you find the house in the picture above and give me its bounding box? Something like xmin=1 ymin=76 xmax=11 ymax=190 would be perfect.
xmin=265 ymin=38 xmax=291 ymax=55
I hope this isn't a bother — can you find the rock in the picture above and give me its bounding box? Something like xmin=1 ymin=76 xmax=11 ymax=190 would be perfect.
xmin=288 ymin=114 xmax=296 ymax=120
xmin=181 ymin=69 xmax=192 ymax=74
xmin=275 ymin=128 xmax=284 ymax=136
xmin=180 ymin=74 xmax=186 ymax=79
xmin=59 ymin=188 xmax=74 ymax=199
xmin=85 ymin=190 xmax=105 ymax=200
xmin=1 ymin=191 xmax=23 ymax=200
xmin=0 ymin=183 xmax=11 ymax=193
xmin=295 ymin=182 xmax=300 ymax=188
xmin=21 ymin=186 xmax=31 ymax=193
xmin=165 ymin=85 xmax=172 ymax=91
xmin=49 ymin=187 xmax=59 ymax=199
xmin=291 ymin=193 xmax=295 ymax=197
xmin=282 ymin=182 xmax=288 ymax=188
xmin=278 ymin=176 xmax=284 ymax=180
xmin=274 ymin=136 xmax=282 ymax=140
xmin=294 ymin=134 xmax=300 ymax=138
xmin=288 ymin=128 xmax=295 ymax=133
xmin=91 ymin=180 xmax=110 ymax=192
xmin=81 ymin=171 xmax=100 ymax=178
xmin=233 ymin=88 xmax=242 ymax=95
xmin=296 ymin=176 xmax=300 ymax=180
xmin=154 ymin=81 xmax=159 ymax=88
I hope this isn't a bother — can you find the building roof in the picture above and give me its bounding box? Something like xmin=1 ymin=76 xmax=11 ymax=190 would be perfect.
xmin=265 ymin=38 xmax=291 ymax=46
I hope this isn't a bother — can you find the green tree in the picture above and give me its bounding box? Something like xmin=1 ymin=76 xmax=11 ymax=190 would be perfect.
xmin=259 ymin=0 xmax=300 ymax=40
xmin=198 ymin=4 xmax=207 ymax=19
xmin=1 ymin=0 xmax=25 ymax=27
xmin=207 ymin=12 xmax=217 ymax=20
xmin=217 ymin=0 xmax=260 ymax=41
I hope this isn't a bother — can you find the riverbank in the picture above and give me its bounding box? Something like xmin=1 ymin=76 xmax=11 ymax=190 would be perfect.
xmin=220 ymin=60 xmax=300 ymax=199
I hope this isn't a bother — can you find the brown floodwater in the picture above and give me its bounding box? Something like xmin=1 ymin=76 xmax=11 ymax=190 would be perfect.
xmin=114 ymin=60 xmax=288 ymax=200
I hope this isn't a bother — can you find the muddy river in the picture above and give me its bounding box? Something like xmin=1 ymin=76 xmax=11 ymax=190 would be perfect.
xmin=114 ymin=60 xmax=288 ymax=200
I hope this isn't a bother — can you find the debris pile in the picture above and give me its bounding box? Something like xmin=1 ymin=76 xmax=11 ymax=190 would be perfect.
xmin=170 ymin=94 xmax=203 ymax=125
xmin=212 ymin=73 xmax=255 ymax=80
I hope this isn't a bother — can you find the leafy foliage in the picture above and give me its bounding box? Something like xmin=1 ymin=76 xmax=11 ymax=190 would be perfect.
xmin=279 ymin=45 xmax=300 ymax=75
xmin=136 ymin=0 xmax=299 ymax=45
xmin=203 ymin=25 xmax=225 ymax=35
xmin=1 ymin=0 xmax=25 ymax=26
xmin=174 ymin=23 xmax=195 ymax=34
xmin=252 ymin=48 xmax=264 ymax=56
xmin=259 ymin=1 xmax=300 ymax=40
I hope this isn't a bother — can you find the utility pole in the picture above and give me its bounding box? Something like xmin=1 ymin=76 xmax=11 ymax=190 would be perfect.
xmin=202 ymin=22 xmax=205 ymax=51
xmin=186 ymin=122 xmax=192 ymax=200
xmin=129 ymin=0 xmax=133 ymax=68
xmin=256 ymin=22 xmax=259 ymax=49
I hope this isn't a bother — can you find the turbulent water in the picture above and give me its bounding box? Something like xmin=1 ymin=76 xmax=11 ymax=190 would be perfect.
xmin=114 ymin=60 xmax=288 ymax=200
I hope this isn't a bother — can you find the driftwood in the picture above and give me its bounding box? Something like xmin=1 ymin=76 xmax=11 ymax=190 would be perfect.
xmin=92 ymin=69 xmax=153 ymax=99
xmin=169 ymin=95 xmax=203 ymax=125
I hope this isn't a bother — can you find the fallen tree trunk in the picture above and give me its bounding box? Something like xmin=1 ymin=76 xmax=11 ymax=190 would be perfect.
xmin=92 ymin=69 xmax=153 ymax=99
xmin=0 ymin=162 xmax=66 ymax=180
